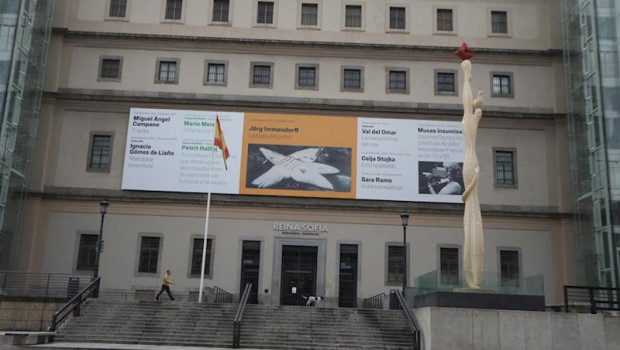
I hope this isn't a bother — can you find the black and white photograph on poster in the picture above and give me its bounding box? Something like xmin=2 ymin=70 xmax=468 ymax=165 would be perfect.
xmin=246 ymin=144 xmax=352 ymax=192
xmin=419 ymin=161 xmax=464 ymax=195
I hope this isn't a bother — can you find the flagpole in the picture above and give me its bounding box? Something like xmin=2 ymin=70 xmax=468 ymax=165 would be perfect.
xmin=198 ymin=132 xmax=216 ymax=303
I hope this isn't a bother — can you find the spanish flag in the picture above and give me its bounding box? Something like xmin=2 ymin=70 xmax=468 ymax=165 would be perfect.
xmin=214 ymin=116 xmax=229 ymax=170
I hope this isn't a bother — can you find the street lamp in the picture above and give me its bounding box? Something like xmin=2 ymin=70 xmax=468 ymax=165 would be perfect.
xmin=93 ymin=199 xmax=109 ymax=280
xmin=400 ymin=211 xmax=409 ymax=291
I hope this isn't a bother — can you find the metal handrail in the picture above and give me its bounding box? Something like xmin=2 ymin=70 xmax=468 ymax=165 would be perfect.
xmin=391 ymin=289 xmax=421 ymax=350
xmin=233 ymin=283 xmax=252 ymax=348
xmin=0 ymin=272 xmax=92 ymax=301
xmin=49 ymin=277 xmax=100 ymax=333
xmin=214 ymin=285 xmax=233 ymax=303
xmin=564 ymin=285 xmax=620 ymax=314
xmin=363 ymin=292 xmax=385 ymax=309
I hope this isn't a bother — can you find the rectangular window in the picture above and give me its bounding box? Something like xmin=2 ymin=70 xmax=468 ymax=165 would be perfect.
xmin=212 ymin=0 xmax=230 ymax=22
xmin=492 ymin=73 xmax=513 ymax=96
xmin=387 ymin=245 xmax=404 ymax=283
xmin=100 ymin=58 xmax=121 ymax=80
xmin=298 ymin=66 xmax=316 ymax=87
xmin=500 ymin=250 xmax=520 ymax=288
xmin=301 ymin=3 xmax=318 ymax=26
xmin=440 ymin=247 xmax=459 ymax=285
xmin=76 ymin=234 xmax=98 ymax=271
xmin=88 ymin=134 xmax=112 ymax=171
xmin=389 ymin=7 xmax=406 ymax=30
xmin=491 ymin=11 xmax=508 ymax=34
xmin=157 ymin=59 xmax=178 ymax=83
xmin=389 ymin=70 xmax=406 ymax=91
xmin=257 ymin=1 xmax=274 ymax=24
xmin=165 ymin=0 xmax=183 ymax=20
xmin=109 ymin=0 xmax=127 ymax=18
xmin=345 ymin=5 xmax=362 ymax=28
xmin=190 ymin=238 xmax=212 ymax=276
xmin=495 ymin=150 xmax=516 ymax=186
xmin=436 ymin=71 xmax=455 ymax=94
xmin=207 ymin=63 xmax=226 ymax=85
xmin=437 ymin=9 xmax=453 ymax=32
xmin=343 ymin=68 xmax=361 ymax=89
xmin=138 ymin=236 xmax=160 ymax=273
xmin=252 ymin=64 xmax=271 ymax=85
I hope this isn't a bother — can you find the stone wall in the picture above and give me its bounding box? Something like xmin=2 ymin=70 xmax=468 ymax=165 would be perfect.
xmin=414 ymin=307 xmax=620 ymax=350
xmin=0 ymin=301 xmax=63 ymax=331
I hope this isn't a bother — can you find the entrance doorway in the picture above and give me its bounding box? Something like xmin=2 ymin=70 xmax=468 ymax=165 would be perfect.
xmin=280 ymin=245 xmax=318 ymax=305
xmin=240 ymin=241 xmax=260 ymax=304
xmin=338 ymin=244 xmax=358 ymax=307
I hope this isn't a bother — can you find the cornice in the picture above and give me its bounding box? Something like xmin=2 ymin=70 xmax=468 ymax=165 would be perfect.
xmin=34 ymin=186 xmax=572 ymax=219
xmin=53 ymin=29 xmax=562 ymax=64
xmin=43 ymin=89 xmax=564 ymax=121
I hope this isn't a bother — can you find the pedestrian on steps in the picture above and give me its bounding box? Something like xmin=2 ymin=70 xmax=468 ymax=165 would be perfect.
xmin=155 ymin=269 xmax=175 ymax=301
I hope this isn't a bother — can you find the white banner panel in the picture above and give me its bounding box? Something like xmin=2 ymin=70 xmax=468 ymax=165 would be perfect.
xmin=121 ymin=108 xmax=244 ymax=193
xmin=356 ymin=118 xmax=464 ymax=203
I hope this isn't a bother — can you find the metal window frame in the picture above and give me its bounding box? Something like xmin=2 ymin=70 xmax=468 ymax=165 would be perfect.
xmin=86 ymin=132 xmax=114 ymax=173
xmin=493 ymin=147 xmax=518 ymax=188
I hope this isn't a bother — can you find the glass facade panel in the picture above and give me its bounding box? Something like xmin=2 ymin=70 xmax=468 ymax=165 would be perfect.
xmin=562 ymin=0 xmax=620 ymax=287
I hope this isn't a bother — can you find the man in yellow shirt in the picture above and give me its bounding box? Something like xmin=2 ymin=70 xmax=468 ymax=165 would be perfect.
xmin=155 ymin=269 xmax=175 ymax=301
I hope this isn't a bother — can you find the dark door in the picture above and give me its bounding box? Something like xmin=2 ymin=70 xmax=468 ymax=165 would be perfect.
xmin=338 ymin=244 xmax=358 ymax=307
xmin=240 ymin=241 xmax=261 ymax=304
xmin=280 ymin=245 xmax=318 ymax=305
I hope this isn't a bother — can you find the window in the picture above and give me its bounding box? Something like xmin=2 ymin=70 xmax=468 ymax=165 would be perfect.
xmin=389 ymin=6 xmax=406 ymax=30
xmin=138 ymin=236 xmax=160 ymax=274
xmin=250 ymin=62 xmax=273 ymax=88
xmin=295 ymin=64 xmax=318 ymax=89
xmin=435 ymin=69 xmax=457 ymax=95
xmin=436 ymin=8 xmax=454 ymax=32
xmin=491 ymin=10 xmax=508 ymax=34
xmin=76 ymin=234 xmax=98 ymax=271
xmin=108 ymin=0 xmax=127 ymax=18
xmin=386 ymin=68 xmax=408 ymax=94
xmin=500 ymin=249 xmax=520 ymax=288
xmin=190 ymin=238 xmax=213 ymax=276
xmin=345 ymin=5 xmax=362 ymax=28
xmin=491 ymin=72 xmax=513 ymax=97
xmin=387 ymin=245 xmax=405 ymax=284
xmin=155 ymin=58 xmax=179 ymax=84
xmin=439 ymin=247 xmax=459 ymax=285
xmin=212 ymin=0 xmax=230 ymax=22
xmin=494 ymin=148 xmax=517 ymax=187
xmin=301 ymin=3 xmax=318 ymax=26
xmin=204 ymin=61 xmax=228 ymax=86
xmin=87 ymin=133 xmax=112 ymax=172
xmin=341 ymin=66 xmax=363 ymax=92
xmin=257 ymin=1 xmax=274 ymax=24
xmin=165 ymin=0 xmax=183 ymax=20
xmin=98 ymin=57 xmax=122 ymax=81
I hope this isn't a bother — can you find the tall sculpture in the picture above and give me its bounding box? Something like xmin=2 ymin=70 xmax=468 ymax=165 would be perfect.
xmin=455 ymin=43 xmax=484 ymax=289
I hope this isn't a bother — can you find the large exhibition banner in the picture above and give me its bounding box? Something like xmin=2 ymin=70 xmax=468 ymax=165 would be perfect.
xmin=122 ymin=108 xmax=244 ymax=194
xmin=121 ymin=108 xmax=465 ymax=203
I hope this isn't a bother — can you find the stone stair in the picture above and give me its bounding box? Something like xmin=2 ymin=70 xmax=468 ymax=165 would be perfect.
xmin=53 ymin=299 xmax=416 ymax=349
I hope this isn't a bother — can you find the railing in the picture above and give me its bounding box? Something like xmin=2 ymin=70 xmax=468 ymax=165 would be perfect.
xmin=0 ymin=272 xmax=93 ymax=301
xmin=564 ymin=285 xmax=620 ymax=314
xmin=391 ymin=289 xmax=421 ymax=350
xmin=49 ymin=277 xmax=100 ymax=333
xmin=233 ymin=283 xmax=252 ymax=348
xmin=214 ymin=286 xmax=233 ymax=303
xmin=363 ymin=292 xmax=385 ymax=309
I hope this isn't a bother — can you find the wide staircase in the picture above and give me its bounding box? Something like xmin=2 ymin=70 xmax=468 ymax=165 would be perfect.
xmin=53 ymin=299 xmax=416 ymax=349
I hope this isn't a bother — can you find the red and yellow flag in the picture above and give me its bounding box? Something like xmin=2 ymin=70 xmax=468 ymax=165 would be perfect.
xmin=214 ymin=116 xmax=229 ymax=170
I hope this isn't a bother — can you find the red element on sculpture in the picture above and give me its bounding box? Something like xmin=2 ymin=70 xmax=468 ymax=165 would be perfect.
xmin=454 ymin=42 xmax=473 ymax=60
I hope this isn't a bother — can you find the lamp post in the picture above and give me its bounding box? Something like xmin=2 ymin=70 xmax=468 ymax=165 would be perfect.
xmin=400 ymin=211 xmax=409 ymax=291
xmin=93 ymin=199 xmax=109 ymax=280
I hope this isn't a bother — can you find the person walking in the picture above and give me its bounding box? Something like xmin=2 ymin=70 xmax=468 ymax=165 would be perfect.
xmin=155 ymin=269 xmax=175 ymax=301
